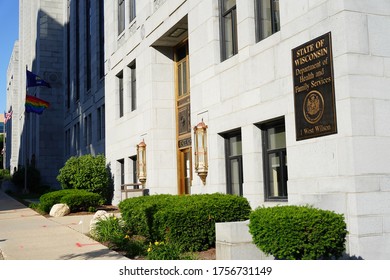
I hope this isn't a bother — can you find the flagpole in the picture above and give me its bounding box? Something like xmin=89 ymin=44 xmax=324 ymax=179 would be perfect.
xmin=24 ymin=65 xmax=28 ymax=194
xmin=3 ymin=113 xmax=5 ymax=170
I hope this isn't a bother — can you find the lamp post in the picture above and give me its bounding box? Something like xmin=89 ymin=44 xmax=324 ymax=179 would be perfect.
xmin=137 ymin=139 xmax=147 ymax=186
xmin=194 ymin=119 xmax=208 ymax=185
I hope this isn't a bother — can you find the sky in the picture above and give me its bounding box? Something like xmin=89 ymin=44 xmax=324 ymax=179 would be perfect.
xmin=0 ymin=0 xmax=19 ymax=113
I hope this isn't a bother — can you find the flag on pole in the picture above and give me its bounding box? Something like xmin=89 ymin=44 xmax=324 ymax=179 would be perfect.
xmin=4 ymin=111 xmax=12 ymax=124
xmin=26 ymin=70 xmax=51 ymax=88
xmin=25 ymin=95 xmax=50 ymax=115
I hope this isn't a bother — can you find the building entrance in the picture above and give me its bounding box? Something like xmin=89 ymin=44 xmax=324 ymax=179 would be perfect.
xmin=175 ymin=41 xmax=192 ymax=194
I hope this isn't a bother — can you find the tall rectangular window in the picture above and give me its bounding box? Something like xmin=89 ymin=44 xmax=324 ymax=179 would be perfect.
xmin=84 ymin=114 xmax=92 ymax=146
xmin=130 ymin=155 xmax=138 ymax=188
xmin=129 ymin=0 xmax=136 ymax=23
xmin=97 ymin=105 xmax=105 ymax=140
xmin=75 ymin=1 xmax=80 ymax=102
xmin=118 ymin=0 xmax=125 ymax=34
xmin=129 ymin=61 xmax=136 ymax=111
xmin=117 ymin=72 xmax=124 ymax=117
xmin=260 ymin=119 xmax=288 ymax=201
xmin=86 ymin=0 xmax=92 ymax=90
xmin=220 ymin=0 xmax=238 ymax=61
xmin=66 ymin=0 xmax=71 ymax=109
xmin=65 ymin=129 xmax=71 ymax=156
xmin=255 ymin=0 xmax=280 ymax=42
xmin=223 ymin=130 xmax=243 ymax=196
xmin=73 ymin=122 xmax=80 ymax=154
xmin=98 ymin=0 xmax=105 ymax=79
xmin=118 ymin=159 xmax=125 ymax=187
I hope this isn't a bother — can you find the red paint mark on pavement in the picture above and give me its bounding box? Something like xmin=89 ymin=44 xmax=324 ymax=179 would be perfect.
xmin=76 ymin=242 xmax=100 ymax=248
xmin=20 ymin=214 xmax=39 ymax=217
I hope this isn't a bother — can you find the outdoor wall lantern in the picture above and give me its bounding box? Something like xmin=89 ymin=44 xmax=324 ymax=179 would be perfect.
xmin=194 ymin=119 xmax=208 ymax=185
xmin=137 ymin=139 xmax=147 ymax=186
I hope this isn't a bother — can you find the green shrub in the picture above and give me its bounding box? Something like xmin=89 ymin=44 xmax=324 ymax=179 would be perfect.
xmin=60 ymin=191 xmax=104 ymax=212
xmin=147 ymin=241 xmax=182 ymax=260
xmin=39 ymin=189 xmax=104 ymax=213
xmin=57 ymin=154 xmax=113 ymax=203
xmin=119 ymin=193 xmax=252 ymax=252
xmin=248 ymin=205 xmax=348 ymax=260
xmin=0 ymin=169 xmax=11 ymax=181
xmin=154 ymin=193 xmax=251 ymax=251
xmin=92 ymin=216 xmax=147 ymax=258
xmin=119 ymin=194 xmax=177 ymax=239
xmin=92 ymin=216 xmax=126 ymax=243
xmin=11 ymin=166 xmax=41 ymax=193
xmin=39 ymin=189 xmax=75 ymax=213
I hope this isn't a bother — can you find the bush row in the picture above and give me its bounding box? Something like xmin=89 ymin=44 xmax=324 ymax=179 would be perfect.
xmin=249 ymin=205 xmax=348 ymax=260
xmin=39 ymin=189 xmax=104 ymax=213
xmin=119 ymin=193 xmax=252 ymax=252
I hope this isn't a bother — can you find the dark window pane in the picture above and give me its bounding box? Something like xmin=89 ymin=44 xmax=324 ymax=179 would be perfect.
xmin=256 ymin=0 xmax=280 ymax=41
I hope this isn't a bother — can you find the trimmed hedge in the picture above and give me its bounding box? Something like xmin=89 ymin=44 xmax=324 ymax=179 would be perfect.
xmin=39 ymin=189 xmax=104 ymax=213
xmin=119 ymin=193 xmax=252 ymax=252
xmin=119 ymin=194 xmax=179 ymax=239
xmin=249 ymin=205 xmax=348 ymax=260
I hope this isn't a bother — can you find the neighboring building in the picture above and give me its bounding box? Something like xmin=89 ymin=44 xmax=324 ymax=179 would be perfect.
xmin=5 ymin=42 xmax=19 ymax=172
xmin=6 ymin=0 xmax=67 ymax=187
xmin=64 ymin=0 xmax=106 ymax=158
xmin=104 ymin=0 xmax=390 ymax=259
xmin=6 ymin=0 xmax=105 ymax=187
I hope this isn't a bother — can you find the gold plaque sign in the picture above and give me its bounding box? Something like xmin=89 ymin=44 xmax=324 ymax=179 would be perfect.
xmin=292 ymin=32 xmax=337 ymax=141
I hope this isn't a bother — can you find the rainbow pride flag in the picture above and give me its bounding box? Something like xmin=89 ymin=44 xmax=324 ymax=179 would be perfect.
xmin=25 ymin=95 xmax=50 ymax=115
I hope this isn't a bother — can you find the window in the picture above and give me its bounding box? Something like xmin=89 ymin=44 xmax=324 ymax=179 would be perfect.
xmin=75 ymin=1 xmax=80 ymax=102
xmin=129 ymin=61 xmax=136 ymax=111
xmin=97 ymin=105 xmax=105 ymax=140
xmin=260 ymin=119 xmax=287 ymax=201
xmin=84 ymin=114 xmax=92 ymax=146
xmin=118 ymin=159 xmax=125 ymax=187
xmin=99 ymin=0 xmax=105 ymax=79
xmin=129 ymin=0 xmax=136 ymax=23
xmin=118 ymin=0 xmax=125 ymax=34
xmin=66 ymin=0 xmax=71 ymax=109
xmin=220 ymin=0 xmax=238 ymax=61
xmin=130 ymin=155 xmax=138 ymax=188
xmin=73 ymin=122 xmax=80 ymax=154
xmin=65 ymin=129 xmax=71 ymax=156
xmin=86 ymin=0 xmax=92 ymax=90
xmin=223 ymin=130 xmax=243 ymax=196
xmin=255 ymin=0 xmax=280 ymax=42
xmin=117 ymin=72 xmax=124 ymax=117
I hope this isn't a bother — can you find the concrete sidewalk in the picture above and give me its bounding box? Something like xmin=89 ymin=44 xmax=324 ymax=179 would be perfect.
xmin=0 ymin=190 xmax=128 ymax=260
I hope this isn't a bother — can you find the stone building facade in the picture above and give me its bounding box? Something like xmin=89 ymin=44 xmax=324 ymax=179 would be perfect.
xmin=104 ymin=0 xmax=390 ymax=259
xmin=6 ymin=0 xmax=390 ymax=260
xmin=7 ymin=0 xmax=105 ymax=187
xmin=7 ymin=0 xmax=66 ymax=186
xmin=5 ymin=42 xmax=20 ymax=171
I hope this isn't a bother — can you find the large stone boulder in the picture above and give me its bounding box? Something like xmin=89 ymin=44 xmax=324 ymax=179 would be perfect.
xmin=89 ymin=210 xmax=116 ymax=235
xmin=49 ymin=203 xmax=70 ymax=217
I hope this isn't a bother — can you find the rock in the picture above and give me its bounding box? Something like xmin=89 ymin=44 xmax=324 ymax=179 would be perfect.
xmin=49 ymin=203 xmax=70 ymax=217
xmin=89 ymin=210 xmax=116 ymax=234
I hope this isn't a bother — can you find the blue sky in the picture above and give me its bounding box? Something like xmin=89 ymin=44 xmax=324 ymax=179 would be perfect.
xmin=0 ymin=0 xmax=19 ymax=113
